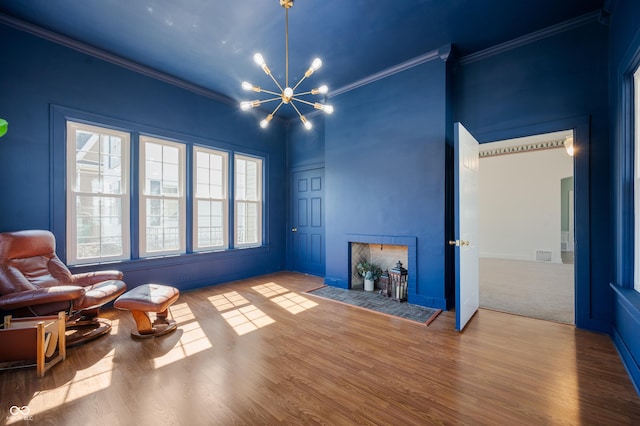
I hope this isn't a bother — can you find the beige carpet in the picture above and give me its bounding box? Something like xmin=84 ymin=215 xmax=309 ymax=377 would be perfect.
xmin=480 ymin=258 xmax=574 ymax=324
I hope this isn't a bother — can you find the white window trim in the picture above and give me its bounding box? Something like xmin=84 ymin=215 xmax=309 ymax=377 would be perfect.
xmin=234 ymin=154 xmax=263 ymax=248
xmin=635 ymin=67 xmax=640 ymax=292
xmin=139 ymin=135 xmax=186 ymax=257
xmin=66 ymin=121 xmax=131 ymax=265
xmin=193 ymin=146 xmax=229 ymax=251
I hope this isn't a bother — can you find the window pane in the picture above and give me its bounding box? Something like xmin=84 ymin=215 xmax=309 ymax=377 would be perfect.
xmin=146 ymin=142 xmax=162 ymax=161
xmin=196 ymin=200 xmax=224 ymax=249
xmin=236 ymin=201 xmax=259 ymax=245
xmin=163 ymin=145 xmax=179 ymax=164
xmin=145 ymin=198 xmax=182 ymax=252
xmin=75 ymin=195 xmax=124 ymax=259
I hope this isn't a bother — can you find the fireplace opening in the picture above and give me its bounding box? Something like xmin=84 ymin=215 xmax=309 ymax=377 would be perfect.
xmin=350 ymin=243 xmax=408 ymax=290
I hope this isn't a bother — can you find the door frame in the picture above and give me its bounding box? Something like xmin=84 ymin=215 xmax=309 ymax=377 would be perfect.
xmin=477 ymin=130 xmax=575 ymax=324
xmin=465 ymin=115 xmax=603 ymax=331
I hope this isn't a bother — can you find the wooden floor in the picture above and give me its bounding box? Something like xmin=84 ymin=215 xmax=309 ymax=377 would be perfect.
xmin=1 ymin=272 xmax=639 ymax=425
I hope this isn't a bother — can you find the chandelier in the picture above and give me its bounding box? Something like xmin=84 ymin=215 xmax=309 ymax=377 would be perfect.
xmin=240 ymin=0 xmax=333 ymax=130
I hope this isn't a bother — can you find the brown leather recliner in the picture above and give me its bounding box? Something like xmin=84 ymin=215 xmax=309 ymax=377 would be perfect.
xmin=0 ymin=230 xmax=127 ymax=346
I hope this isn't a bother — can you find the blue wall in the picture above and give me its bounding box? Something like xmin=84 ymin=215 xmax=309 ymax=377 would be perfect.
xmin=323 ymin=57 xmax=451 ymax=309
xmin=0 ymin=24 xmax=287 ymax=291
xmin=609 ymin=0 xmax=640 ymax=394
xmin=456 ymin=20 xmax=610 ymax=331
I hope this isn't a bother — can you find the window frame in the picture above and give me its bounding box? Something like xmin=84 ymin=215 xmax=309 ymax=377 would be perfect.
xmin=66 ymin=121 xmax=131 ymax=265
xmin=234 ymin=154 xmax=263 ymax=248
xmin=193 ymin=146 xmax=229 ymax=251
xmin=139 ymin=135 xmax=187 ymax=257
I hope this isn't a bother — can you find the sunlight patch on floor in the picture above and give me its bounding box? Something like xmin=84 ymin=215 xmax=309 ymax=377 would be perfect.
xmin=209 ymin=291 xmax=250 ymax=312
xmin=170 ymin=302 xmax=196 ymax=323
xmin=220 ymin=305 xmax=275 ymax=336
xmin=153 ymin=320 xmax=212 ymax=369
xmin=251 ymin=282 xmax=290 ymax=298
xmin=24 ymin=347 xmax=117 ymax=417
xmin=271 ymin=292 xmax=318 ymax=314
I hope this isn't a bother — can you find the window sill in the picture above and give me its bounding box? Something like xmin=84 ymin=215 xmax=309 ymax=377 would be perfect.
xmin=69 ymin=245 xmax=272 ymax=273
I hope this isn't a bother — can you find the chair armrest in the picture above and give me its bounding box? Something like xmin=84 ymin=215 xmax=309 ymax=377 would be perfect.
xmin=0 ymin=286 xmax=85 ymax=311
xmin=72 ymin=270 xmax=124 ymax=287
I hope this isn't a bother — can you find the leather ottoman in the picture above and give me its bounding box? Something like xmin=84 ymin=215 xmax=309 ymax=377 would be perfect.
xmin=114 ymin=284 xmax=180 ymax=339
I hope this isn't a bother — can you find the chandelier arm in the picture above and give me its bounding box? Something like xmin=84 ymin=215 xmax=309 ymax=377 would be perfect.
xmin=270 ymin=101 xmax=285 ymax=115
xmin=289 ymin=101 xmax=305 ymax=119
xmin=291 ymin=75 xmax=308 ymax=92
xmin=267 ymin=73 xmax=284 ymax=92
xmin=260 ymin=96 xmax=284 ymax=104
xmin=295 ymin=90 xmax=315 ymax=96
xmin=292 ymin=98 xmax=316 ymax=108
xmin=260 ymin=88 xmax=282 ymax=97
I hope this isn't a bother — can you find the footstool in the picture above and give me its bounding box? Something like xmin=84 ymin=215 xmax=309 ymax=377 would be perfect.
xmin=114 ymin=284 xmax=180 ymax=339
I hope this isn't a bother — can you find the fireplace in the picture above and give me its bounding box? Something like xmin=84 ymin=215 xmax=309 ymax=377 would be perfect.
xmin=350 ymin=242 xmax=408 ymax=290
xmin=346 ymin=234 xmax=417 ymax=296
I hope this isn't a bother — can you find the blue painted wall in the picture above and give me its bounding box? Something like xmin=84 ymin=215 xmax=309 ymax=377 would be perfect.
xmin=0 ymin=24 xmax=287 ymax=291
xmin=323 ymin=57 xmax=450 ymax=309
xmin=287 ymin=116 xmax=325 ymax=170
xmin=609 ymin=0 xmax=640 ymax=394
xmin=456 ymin=20 xmax=610 ymax=331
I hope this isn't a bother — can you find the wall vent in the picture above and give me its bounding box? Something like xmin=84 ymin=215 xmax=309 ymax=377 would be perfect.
xmin=535 ymin=250 xmax=553 ymax=262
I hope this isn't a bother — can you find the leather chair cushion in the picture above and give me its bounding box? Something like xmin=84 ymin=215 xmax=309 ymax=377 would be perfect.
xmin=74 ymin=280 xmax=127 ymax=310
xmin=115 ymin=284 xmax=179 ymax=313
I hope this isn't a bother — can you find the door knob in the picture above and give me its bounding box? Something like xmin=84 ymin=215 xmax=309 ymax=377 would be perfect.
xmin=292 ymin=228 xmax=298 ymax=232
xmin=448 ymin=240 xmax=470 ymax=247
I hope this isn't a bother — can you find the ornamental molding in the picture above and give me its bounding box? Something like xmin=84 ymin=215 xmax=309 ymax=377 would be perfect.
xmin=479 ymin=139 xmax=565 ymax=158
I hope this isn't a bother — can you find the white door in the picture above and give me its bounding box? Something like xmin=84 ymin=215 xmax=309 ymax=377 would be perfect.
xmin=454 ymin=122 xmax=480 ymax=331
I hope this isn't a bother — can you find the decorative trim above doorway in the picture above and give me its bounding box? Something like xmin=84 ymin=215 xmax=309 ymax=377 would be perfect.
xmin=479 ymin=139 xmax=565 ymax=158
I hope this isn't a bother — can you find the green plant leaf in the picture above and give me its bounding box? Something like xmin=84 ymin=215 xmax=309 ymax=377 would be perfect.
xmin=0 ymin=119 xmax=7 ymax=137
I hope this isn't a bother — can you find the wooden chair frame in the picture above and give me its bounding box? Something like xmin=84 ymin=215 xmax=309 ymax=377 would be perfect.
xmin=0 ymin=311 xmax=66 ymax=377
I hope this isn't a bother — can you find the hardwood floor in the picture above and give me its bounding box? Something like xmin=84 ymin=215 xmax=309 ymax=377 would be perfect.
xmin=1 ymin=272 xmax=639 ymax=425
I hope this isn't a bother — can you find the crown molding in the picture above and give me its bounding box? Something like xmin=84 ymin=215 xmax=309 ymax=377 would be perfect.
xmin=329 ymin=45 xmax=450 ymax=98
xmin=459 ymin=11 xmax=601 ymax=65
xmin=479 ymin=139 xmax=565 ymax=158
xmin=0 ymin=12 xmax=235 ymax=106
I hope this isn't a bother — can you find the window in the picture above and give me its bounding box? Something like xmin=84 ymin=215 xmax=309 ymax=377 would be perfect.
xmin=194 ymin=147 xmax=228 ymax=250
xmin=66 ymin=122 xmax=130 ymax=264
xmin=635 ymin=67 xmax=640 ymax=292
xmin=140 ymin=136 xmax=186 ymax=256
xmin=235 ymin=155 xmax=263 ymax=247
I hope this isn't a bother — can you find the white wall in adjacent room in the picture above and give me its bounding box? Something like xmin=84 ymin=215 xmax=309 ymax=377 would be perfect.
xmin=479 ymin=146 xmax=573 ymax=263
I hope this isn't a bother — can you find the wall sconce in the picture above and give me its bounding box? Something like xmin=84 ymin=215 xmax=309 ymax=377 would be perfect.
xmin=564 ymin=135 xmax=574 ymax=156
xmin=0 ymin=118 xmax=7 ymax=138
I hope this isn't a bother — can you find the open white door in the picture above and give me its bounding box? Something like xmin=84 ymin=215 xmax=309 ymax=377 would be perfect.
xmin=453 ymin=122 xmax=480 ymax=331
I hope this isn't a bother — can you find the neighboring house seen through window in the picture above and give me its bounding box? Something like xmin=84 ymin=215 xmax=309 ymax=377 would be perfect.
xmin=194 ymin=147 xmax=228 ymax=250
xmin=235 ymin=155 xmax=262 ymax=247
xmin=66 ymin=120 xmax=263 ymax=265
xmin=139 ymin=136 xmax=186 ymax=256
xmin=66 ymin=121 xmax=130 ymax=264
